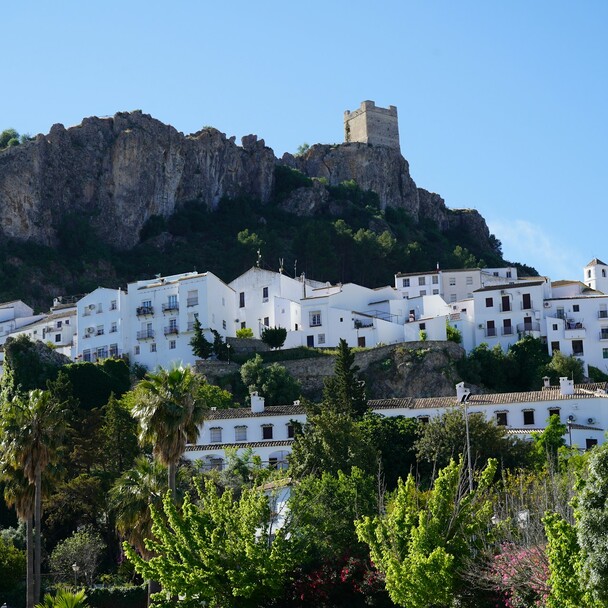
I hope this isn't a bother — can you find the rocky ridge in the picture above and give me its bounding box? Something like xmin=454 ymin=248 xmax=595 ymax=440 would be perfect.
xmin=0 ymin=111 xmax=495 ymax=252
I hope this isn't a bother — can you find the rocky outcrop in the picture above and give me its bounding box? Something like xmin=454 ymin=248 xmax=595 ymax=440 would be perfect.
xmin=0 ymin=112 xmax=275 ymax=249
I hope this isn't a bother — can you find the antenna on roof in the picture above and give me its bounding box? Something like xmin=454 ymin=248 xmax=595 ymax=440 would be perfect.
xmin=155 ymin=273 xmax=161 ymax=279
xmin=294 ymin=259 xmax=297 ymax=278
xmin=279 ymin=258 xmax=284 ymax=274
xmin=256 ymin=249 xmax=261 ymax=268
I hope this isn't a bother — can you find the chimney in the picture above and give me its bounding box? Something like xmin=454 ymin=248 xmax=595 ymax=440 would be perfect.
xmin=456 ymin=382 xmax=471 ymax=403
xmin=559 ymin=377 xmax=574 ymax=396
xmin=542 ymin=376 xmax=551 ymax=389
xmin=251 ymin=391 xmax=265 ymax=413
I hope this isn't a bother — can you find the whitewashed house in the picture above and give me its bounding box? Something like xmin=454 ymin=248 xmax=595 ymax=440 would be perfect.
xmin=185 ymin=381 xmax=608 ymax=469
xmin=0 ymin=300 xmax=46 ymax=344
xmin=127 ymin=271 xmax=236 ymax=370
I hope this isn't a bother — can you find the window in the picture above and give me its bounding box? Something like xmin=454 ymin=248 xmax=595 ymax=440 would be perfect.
xmin=310 ymin=311 xmax=321 ymax=327
xmin=264 ymin=317 xmax=269 ymax=327
xmin=402 ymin=278 xmax=410 ymax=287
xmin=150 ymin=343 xmax=157 ymax=353
xmin=418 ymin=277 xmax=426 ymax=286
xmin=262 ymin=286 xmax=269 ymax=302
xmin=586 ymin=438 xmax=598 ymax=450
xmin=287 ymin=423 xmax=295 ymax=438
xmin=600 ymin=305 xmax=608 ymax=319
xmin=97 ymin=346 xmax=108 ymax=359
xmin=235 ymin=426 xmax=247 ymax=442
xmin=522 ymin=293 xmax=532 ymax=310
xmin=187 ymin=290 xmax=198 ymax=307
xmin=110 ymin=300 xmax=117 ymax=310
xmin=587 ymin=269 xmax=592 ymax=278
xmin=419 ymin=323 xmax=426 ymax=330
xmin=239 ymin=292 xmax=245 ymax=308
xmin=432 ymin=276 xmax=439 ymax=284
xmin=485 ymin=297 xmax=493 ymax=308
xmin=572 ymin=340 xmax=584 ymax=356
xmin=110 ymin=322 xmax=117 ymax=333
xmin=134 ymin=346 xmax=140 ymax=355
xmin=169 ymin=318 xmax=178 ymax=331
xmin=210 ymin=427 xmax=222 ymax=443
xmin=523 ymin=410 xmax=535 ymax=425
xmin=552 ymin=324 xmax=558 ymax=331
xmin=169 ymin=340 xmax=176 ymax=349
xmin=420 ymin=290 xmax=426 ymax=296
xmin=501 ymin=295 xmax=511 ymax=312
xmin=57 ymin=321 xmax=62 ymax=328
xmin=433 ymin=289 xmax=439 ymax=295
xmin=466 ymin=276 xmax=473 ymax=285
xmin=551 ymin=341 xmax=560 ymax=352
xmin=496 ymin=412 xmax=508 ymax=426
xmin=573 ymin=304 xmax=580 ymax=312
xmin=601 ymin=328 xmax=608 ymax=340
xmin=506 ymin=271 xmax=512 ymax=278
xmin=318 ymin=333 xmax=326 ymax=344
xmin=109 ymin=344 xmax=118 ymax=357
xmin=65 ymin=319 xmax=69 ymax=325
xmin=54 ymin=334 xmax=61 ymax=343
xmin=97 ymin=303 xmax=103 ymax=313
xmin=449 ymin=277 xmax=456 ymax=286
xmin=83 ymin=349 xmax=91 ymax=362
xmin=96 ymin=325 xmax=104 ymax=336
xmin=143 ymin=300 xmax=152 ymax=309
xmin=222 ymin=320 xmax=226 ymax=330
xmin=548 ymin=408 xmax=560 ymax=420
xmin=603 ymin=348 xmax=608 ymax=359
xmin=450 ymin=294 xmax=457 ymax=302
xmin=486 ymin=320 xmax=496 ymax=337
xmin=262 ymin=425 xmax=273 ymax=440
xmin=503 ymin=319 xmax=512 ymax=335
xmin=418 ymin=416 xmax=430 ymax=424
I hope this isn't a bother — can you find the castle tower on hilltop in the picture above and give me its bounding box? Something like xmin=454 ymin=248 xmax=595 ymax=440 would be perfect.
xmin=344 ymin=100 xmax=400 ymax=150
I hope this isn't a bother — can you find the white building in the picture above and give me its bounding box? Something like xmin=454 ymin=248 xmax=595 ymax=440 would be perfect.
xmin=584 ymin=258 xmax=608 ymax=294
xmin=185 ymin=381 xmax=608 ymax=469
xmin=0 ymin=300 xmax=46 ymax=343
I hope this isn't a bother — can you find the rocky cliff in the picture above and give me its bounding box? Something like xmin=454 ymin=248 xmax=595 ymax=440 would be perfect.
xmin=0 ymin=111 xmax=275 ymax=249
xmin=0 ymin=110 xmax=495 ymax=252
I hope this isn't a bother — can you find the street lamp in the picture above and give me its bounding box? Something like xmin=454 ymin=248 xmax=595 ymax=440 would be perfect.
xmin=72 ymin=563 xmax=80 ymax=587
xmin=227 ymin=343 xmax=231 ymax=365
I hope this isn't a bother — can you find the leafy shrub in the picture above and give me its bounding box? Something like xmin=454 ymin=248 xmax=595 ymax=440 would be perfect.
xmin=86 ymin=586 xmax=147 ymax=608
xmin=236 ymin=327 xmax=254 ymax=339
xmin=261 ymin=326 xmax=287 ymax=350
xmin=273 ymin=165 xmax=313 ymax=200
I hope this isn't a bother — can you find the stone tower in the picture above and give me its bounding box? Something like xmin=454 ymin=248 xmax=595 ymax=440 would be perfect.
xmin=344 ymin=100 xmax=400 ymax=150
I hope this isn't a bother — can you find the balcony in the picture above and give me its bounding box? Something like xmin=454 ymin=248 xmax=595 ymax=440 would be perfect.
xmin=499 ymin=304 xmax=512 ymax=313
xmin=564 ymin=319 xmax=586 ymax=339
xmin=600 ymin=330 xmax=608 ymax=341
xmin=517 ymin=321 xmax=541 ymax=337
xmin=136 ymin=329 xmax=155 ymax=340
xmin=164 ymin=326 xmax=179 ymax=336
xmin=187 ymin=297 xmax=199 ymax=307
xmin=501 ymin=327 xmax=514 ymax=336
xmin=162 ymin=302 xmax=179 ymax=313
xmin=136 ymin=306 xmax=154 ymax=317
xmin=485 ymin=328 xmax=497 ymax=337
xmin=520 ymin=302 xmax=533 ymax=310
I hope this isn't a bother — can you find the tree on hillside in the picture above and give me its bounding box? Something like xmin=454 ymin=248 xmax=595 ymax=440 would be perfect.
xmin=323 ymin=339 xmax=367 ymax=418
xmin=0 ymin=389 xmax=67 ymax=606
xmin=356 ymin=458 xmax=497 ymax=608
xmin=125 ymin=478 xmax=294 ymax=608
xmin=240 ymin=355 xmax=301 ymax=406
xmin=189 ymin=318 xmax=213 ymax=360
xmin=543 ymin=350 xmax=585 ymax=385
xmin=130 ymin=366 xmax=206 ymax=496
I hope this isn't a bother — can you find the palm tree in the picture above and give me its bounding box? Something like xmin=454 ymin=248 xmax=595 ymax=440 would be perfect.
xmin=131 ymin=366 xmax=206 ymax=496
xmin=109 ymin=456 xmax=166 ymax=558
xmin=2 ymin=466 xmax=35 ymax=608
xmin=0 ymin=389 xmax=67 ymax=606
xmin=35 ymin=588 xmax=89 ymax=608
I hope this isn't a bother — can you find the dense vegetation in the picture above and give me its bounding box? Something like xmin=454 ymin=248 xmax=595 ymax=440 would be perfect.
xmin=0 ymin=335 xmax=604 ymax=608
xmin=0 ymin=166 xmax=534 ymax=311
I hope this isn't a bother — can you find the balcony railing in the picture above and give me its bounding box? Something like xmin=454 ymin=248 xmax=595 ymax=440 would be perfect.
xmin=517 ymin=321 xmax=541 ymax=333
xmin=164 ymin=326 xmax=179 ymax=336
xmin=162 ymin=302 xmax=179 ymax=313
xmin=485 ymin=328 xmax=497 ymax=337
xmin=187 ymin=297 xmax=199 ymax=307
xmin=499 ymin=304 xmax=512 ymax=312
xmin=136 ymin=306 xmax=154 ymax=317
xmin=136 ymin=329 xmax=155 ymax=340
xmin=501 ymin=327 xmax=514 ymax=336
xmin=521 ymin=302 xmax=533 ymax=310
xmin=600 ymin=331 xmax=608 ymax=341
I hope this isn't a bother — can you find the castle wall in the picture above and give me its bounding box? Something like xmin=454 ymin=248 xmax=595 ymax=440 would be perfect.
xmin=344 ymin=100 xmax=400 ymax=150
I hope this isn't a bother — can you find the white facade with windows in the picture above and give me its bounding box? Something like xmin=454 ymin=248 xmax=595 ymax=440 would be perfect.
xmin=185 ymin=381 xmax=608 ymax=469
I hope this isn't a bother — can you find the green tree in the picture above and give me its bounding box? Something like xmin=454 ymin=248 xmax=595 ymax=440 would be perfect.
xmin=543 ymin=350 xmax=585 ymax=384
xmin=506 ymin=336 xmax=550 ymax=391
xmin=211 ymin=329 xmax=229 ymax=360
xmin=260 ymin=326 xmax=287 ymax=350
xmin=531 ymin=414 xmax=567 ymax=469
xmin=0 ymin=389 xmax=67 ymax=605
xmin=99 ymin=393 xmax=139 ymax=475
xmin=290 ymin=408 xmax=376 ymax=478
xmin=0 ymin=536 xmax=26 ymax=596
xmin=240 ymin=354 xmax=301 ymax=406
xmin=236 ymin=327 xmax=254 ymax=339
xmin=0 ymin=128 xmax=19 ymax=149
xmin=189 ymin=318 xmax=213 ymax=359
xmin=323 ymin=339 xmax=367 ymax=418
xmin=446 ymin=322 xmax=462 ymax=344
xmin=130 ymin=366 xmax=206 ymax=496
xmin=35 ymin=588 xmax=89 ymax=608
xmin=289 ymin=467 xmax=377 ymax=563
xmin=49 ymin=528 xmax=105 ymax=586
xmin=356 ymin=458 xmax=497 ymax=608
xmin=125 ymin=478 xmax=294 ymax=608
xmin=415 ymin=409 xmax=532 ymax=474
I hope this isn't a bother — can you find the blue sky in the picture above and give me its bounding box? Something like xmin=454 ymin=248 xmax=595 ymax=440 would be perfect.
xmin=3 ymin=1 xmax=606 ymax=281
